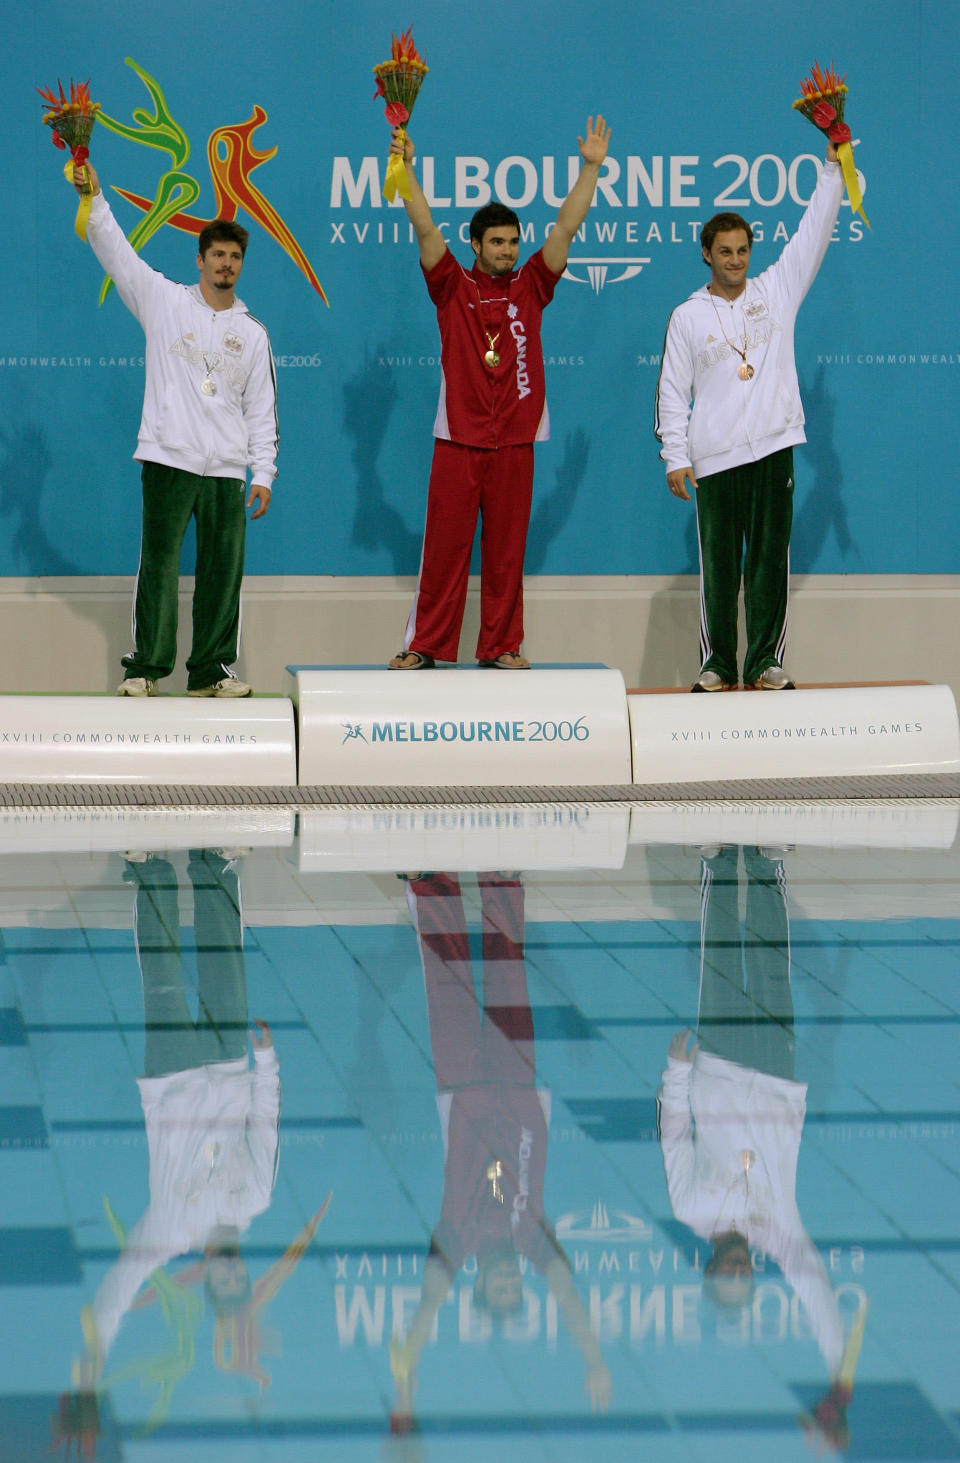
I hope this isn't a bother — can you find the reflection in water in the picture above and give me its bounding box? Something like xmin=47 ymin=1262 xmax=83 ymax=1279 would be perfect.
xmin=659 ymin=845 xmax=867 ymax=1452
xmin=0 ymin=810 xmax=955 ymax=1460
xmin=57 ymin=850 xmax=325 ymax=1454
xmin=391 ymin=872 xmax=611 ymax=1428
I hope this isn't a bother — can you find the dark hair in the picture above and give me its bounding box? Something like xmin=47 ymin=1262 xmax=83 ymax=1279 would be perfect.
xmin=469 ymin=203 xmax=521 ymax=245
xmin=198 ymin=218 xmax=250 ymax=259
xmin=701 ymin=212 xmax=753 ymax=258
xmin=204 ymin=1242 xmax=252 ymax=1314
xmin=703 ymin=1231 xmax=754 ymax=1311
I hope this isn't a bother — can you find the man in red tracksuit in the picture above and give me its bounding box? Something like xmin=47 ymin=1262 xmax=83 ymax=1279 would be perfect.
xmin=387 ymin=116 xmax=610 ymax=670
xmin=388 ymin=872 xmax=611 ymax=1421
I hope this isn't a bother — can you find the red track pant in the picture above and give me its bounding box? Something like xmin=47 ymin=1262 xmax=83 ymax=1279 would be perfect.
xmin=405 ymin=439 xmax=534 ymax=663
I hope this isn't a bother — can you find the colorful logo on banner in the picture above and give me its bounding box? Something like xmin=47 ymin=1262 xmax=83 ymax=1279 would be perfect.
xmin=95 ymin=56 xmax=327 ymax=305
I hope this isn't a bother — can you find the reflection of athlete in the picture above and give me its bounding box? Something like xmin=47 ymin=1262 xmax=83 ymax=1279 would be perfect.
xmin=658 ymin=847 xmax=851 ymax=1384
xmin=389 ymin=873 xmax=610 ymax=1427
xmin=70 ymin=852 xmax=280 ymax=1415
xmin=72 ymin=163 xmax=277 ymax=697
xmin=386 ymin=116 xmax=610 ymax=671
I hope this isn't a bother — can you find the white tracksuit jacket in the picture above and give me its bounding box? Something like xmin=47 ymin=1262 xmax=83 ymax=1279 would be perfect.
xmin=90 ymin=1046 xmax=280 ymax=1361
xmin=655 ymin=161 xmax=843 ymax=480
xmin=659 ymin=1049 xmax=845 ymax=1377
xmin=85 ymin=192 xmax=278 ymax=485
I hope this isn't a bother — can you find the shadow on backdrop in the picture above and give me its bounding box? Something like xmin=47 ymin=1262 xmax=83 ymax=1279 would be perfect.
xmin=792 ymin=366 xmax=860 ymax=571
xmin=525 ymin=427 xmax=591 ymax=574
xmin=0 ymin=423 xmax=82 ymax=575
xmin=343 ymin=345 xmax=422 ymax=573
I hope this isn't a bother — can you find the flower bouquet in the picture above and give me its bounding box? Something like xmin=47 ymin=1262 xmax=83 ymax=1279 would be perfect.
xmin=797 ymin=1301 xmax=869 ymax=1454
xmin=793 ymin=63 xmax=869 ymax=227
xmin=51 ymin=1390 xmax=101 ymax=1459
xmin=38 ymin=78 xmax=100 ymax=239
xmin=798 ymin=1381 xmax=852 ymax=1454
xmin=372 ymin=29 xmax=428 ymax=202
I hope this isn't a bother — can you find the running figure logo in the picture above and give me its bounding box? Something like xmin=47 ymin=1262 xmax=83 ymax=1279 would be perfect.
xmin=94 ymin=56 xmax=327 ymax=306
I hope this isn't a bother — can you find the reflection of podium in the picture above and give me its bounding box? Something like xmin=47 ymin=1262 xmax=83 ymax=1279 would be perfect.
xmin=286 ymin=664 xmax=632 ymax=786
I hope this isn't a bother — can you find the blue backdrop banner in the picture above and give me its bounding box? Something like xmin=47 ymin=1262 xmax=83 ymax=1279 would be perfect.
xmin=5 ymin=0 xmax=956 ymax=578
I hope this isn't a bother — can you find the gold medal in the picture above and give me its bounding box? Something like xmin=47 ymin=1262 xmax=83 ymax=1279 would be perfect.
xmin=738 ymin=363 xmax=754 ymax=381
xmin=483 ymin=348 xmax=500 ymax=369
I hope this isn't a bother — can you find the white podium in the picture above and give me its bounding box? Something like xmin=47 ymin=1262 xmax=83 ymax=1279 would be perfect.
xmin=286 ymin=665 xmax=632 ymax=786
xmin=628 ymin=684 xmax=960 ymax=786
xmin=0 ymin=696 xmax=296 ymax=785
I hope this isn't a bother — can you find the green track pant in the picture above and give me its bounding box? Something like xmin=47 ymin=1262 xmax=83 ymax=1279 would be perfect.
xmin=121 ymin=462 xmax=247 ymax=691
xmin=694 ymin=447 xmax=794 ymax=687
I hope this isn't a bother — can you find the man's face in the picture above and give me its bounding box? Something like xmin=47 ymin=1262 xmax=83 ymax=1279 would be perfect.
xmin=197 ymin=239 xmax=245 ymax=295
xmin=703 ymin=228 xmax=752 ymax=295
xmin=206 ymin=1253 xmax=250 ymax=1304
xmin=479 ymin=1257 xmax=523 ymax=1315
xmin=472 ymin=226 xmax=520 ymax=277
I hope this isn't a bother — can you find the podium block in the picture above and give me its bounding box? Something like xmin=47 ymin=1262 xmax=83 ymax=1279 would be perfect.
xmin=286 ymin=665 xmax=632 ymax=786
xmin=628 ymin=683 xmax=960 ymax=786
xmin=0 ymin=696 xmax=296 ymax=785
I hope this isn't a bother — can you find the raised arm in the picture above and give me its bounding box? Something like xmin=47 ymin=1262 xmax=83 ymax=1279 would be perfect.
xmin=71 ymin=160 xmax=169 ymax=324
xmin=390 ymin=128 xmax=447 ymax=272
xmin=767 ymin=138 xmax=843 ymax=307
xmin=542 ymin=114 xmax=611 ymax=275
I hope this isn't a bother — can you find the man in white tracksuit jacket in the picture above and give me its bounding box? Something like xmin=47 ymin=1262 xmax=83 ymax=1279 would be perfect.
xmin=658 ymin=1030 xmax=846 ymax=1381
xmin=655 ymin=143 xmax=843 ymax=692
xmin=658 ymin=844 xmax=847 ymax=1389
xmin=85 ymin=850 xmax=280 ymax=1382
xmin=73 ymin=164 xmax=278 ymax=697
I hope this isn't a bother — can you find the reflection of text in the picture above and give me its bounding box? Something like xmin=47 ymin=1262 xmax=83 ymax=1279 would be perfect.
xmin=334 ymin=1279 xmax=869 ymax=1348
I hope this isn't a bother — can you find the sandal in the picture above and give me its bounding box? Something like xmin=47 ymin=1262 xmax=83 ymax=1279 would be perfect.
xmin=478 ymin=652 xmax=531 ymax=669
xmin=387 ymin=650 xmax=435 ymax=670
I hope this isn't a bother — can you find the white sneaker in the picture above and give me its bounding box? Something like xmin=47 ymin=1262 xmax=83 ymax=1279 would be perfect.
xmin=691 ymin=670 xmax=734 ymax=692
xmin=751 ymin=666 xmax=795 ymax=691
xmin=117 ymin=677 xmax=157 ymax=696
xmin=187 ymin=678 xmax=253 ymax=698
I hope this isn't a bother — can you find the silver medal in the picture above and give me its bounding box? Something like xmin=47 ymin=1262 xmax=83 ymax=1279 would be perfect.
xmin=200 ymin=377 xmax=218 ymax=396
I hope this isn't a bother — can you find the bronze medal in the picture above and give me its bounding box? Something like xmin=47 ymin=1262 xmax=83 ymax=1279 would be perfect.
xmin=738 ymin=363 xmax=754 ymax=381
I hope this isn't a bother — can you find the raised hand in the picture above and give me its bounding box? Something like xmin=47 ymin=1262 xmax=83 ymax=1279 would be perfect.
xmin=578 ymin=114 xmax=611 ymax=167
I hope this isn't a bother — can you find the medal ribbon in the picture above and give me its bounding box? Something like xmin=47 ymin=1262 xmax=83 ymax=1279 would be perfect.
xmin=836 ymin=141 xmax=869 ymax=228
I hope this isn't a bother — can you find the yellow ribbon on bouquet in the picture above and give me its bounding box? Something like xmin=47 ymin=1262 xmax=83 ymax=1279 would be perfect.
xmin=64 ymin=158 xmax=93 ymax=239
xmin=836 ymin=140 xmax=869 ymax=228
xmin=383 ymin=126 xmax=411 ymax=203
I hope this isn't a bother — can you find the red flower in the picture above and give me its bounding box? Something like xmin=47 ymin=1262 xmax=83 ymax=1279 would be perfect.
xmin=384 ymin=101 xmax=409 ymax=126
xmin=51 ymin=130 xmax=66 ymax=149
xmin=828 ymin=122 xmax=852 ymax=144
xmin=373 ymin=76 xmax=385 ymax=99
xmin=812 ymin=100 xmax=836 ymax=127
xmin=73 ymin=144 xmax=89 ymax=164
